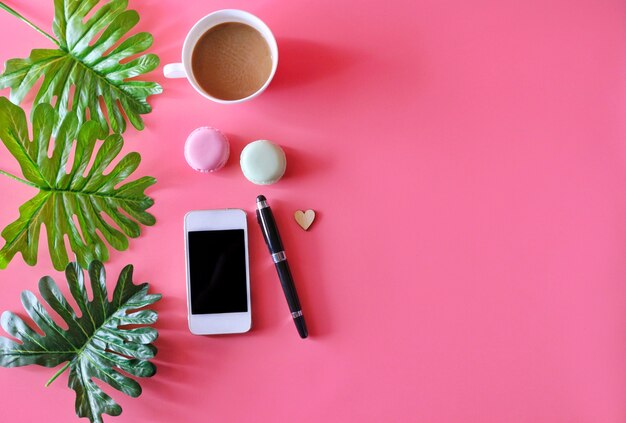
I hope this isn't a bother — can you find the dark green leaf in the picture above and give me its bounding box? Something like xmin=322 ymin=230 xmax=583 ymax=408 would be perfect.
xmin=0 ymin=0 xmax=162 ymax=134
xmin=0 ymin=261 xmax=161 ymax=423
xmin=0 ymin=98 xmax=156 ymax=271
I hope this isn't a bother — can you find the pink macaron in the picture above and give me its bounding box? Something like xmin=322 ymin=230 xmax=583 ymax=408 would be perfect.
xmin=184 ymin=127 xmax=230 ymax=172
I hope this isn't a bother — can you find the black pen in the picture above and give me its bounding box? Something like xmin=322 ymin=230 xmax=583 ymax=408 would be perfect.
xmin=256 ymin=195 xmax=308 ymax=339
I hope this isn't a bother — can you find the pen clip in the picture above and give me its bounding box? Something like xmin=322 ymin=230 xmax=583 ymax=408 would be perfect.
xmin=256 ymin=210 xmax=271 ymax=249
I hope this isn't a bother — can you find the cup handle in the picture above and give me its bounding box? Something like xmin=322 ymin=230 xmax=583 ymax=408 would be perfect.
xmin=163 ymin=63 xmax=187 ymax=78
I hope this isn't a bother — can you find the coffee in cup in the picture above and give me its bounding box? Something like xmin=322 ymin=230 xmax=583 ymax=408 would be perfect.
xmin=191 ymin=22 xmax=272 ymax=101
xmin=164 ymin=10 xmax=278 ymax=104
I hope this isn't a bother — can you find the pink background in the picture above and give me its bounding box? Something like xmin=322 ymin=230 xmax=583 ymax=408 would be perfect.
xmin=0 ymin=0 xmax=625 ymax=422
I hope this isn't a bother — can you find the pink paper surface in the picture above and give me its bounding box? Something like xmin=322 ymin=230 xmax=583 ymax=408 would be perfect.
xmin=0 ymin=1 xmax=625 ymax=422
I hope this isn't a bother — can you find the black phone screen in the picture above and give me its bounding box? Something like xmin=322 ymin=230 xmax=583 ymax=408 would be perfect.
xmin=188 ymin=229 xmax=248 ymax=314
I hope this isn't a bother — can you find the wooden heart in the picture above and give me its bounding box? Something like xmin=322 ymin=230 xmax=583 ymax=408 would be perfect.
xmin=294 ymin=210 xmax=316 ymax=231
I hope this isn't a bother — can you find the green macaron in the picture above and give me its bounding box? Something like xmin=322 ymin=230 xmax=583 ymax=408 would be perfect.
xmin=240 ymin=140 xmax=287 ymax=185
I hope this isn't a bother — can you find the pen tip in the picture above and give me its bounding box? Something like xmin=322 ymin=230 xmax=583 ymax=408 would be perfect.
xmin=256 ymin=195 xmax=266 ymax=202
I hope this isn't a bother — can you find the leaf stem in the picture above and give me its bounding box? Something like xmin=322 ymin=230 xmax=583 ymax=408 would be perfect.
xmin=0 ymin=169 xmax=38 ymax=188
xmin=0 ymin=2 xmax=59 ymax=46
xmin=45 ymin=362 xmax=71 ymax=387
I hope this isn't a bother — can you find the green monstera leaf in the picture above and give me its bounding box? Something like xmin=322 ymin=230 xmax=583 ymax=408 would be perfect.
xmin=0 ymin=260 xmax=162 ymax=423
xmin=0 ymin=98 xmax=156 ymax=271
xmin=0 ymin=0 xmax=162 ymax=134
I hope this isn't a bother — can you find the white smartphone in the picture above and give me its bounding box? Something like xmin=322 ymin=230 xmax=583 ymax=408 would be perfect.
xmin=184 ymin=209 xmax=252 ymax=335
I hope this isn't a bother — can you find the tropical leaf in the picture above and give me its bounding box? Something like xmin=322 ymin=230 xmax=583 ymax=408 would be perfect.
xmin=0 ymin=97 xmax=156 ymax=271
xmin=0 ymin=0 xmax=162 ymax=134
xmin=0 ymin=260 xmax=161 ymax=423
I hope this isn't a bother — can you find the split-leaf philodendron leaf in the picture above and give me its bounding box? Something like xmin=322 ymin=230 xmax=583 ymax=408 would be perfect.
xmin=0 ymin=98 xmax=156 ymax=271
xmin=0 ymin=0 xmax=162 ymax=134
xmin=0 ymin=260 xmax=161 ymax=423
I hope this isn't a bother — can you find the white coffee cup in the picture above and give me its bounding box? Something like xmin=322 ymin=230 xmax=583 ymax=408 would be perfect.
xmin=163 ymin=9 xmax=278 ymax=104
